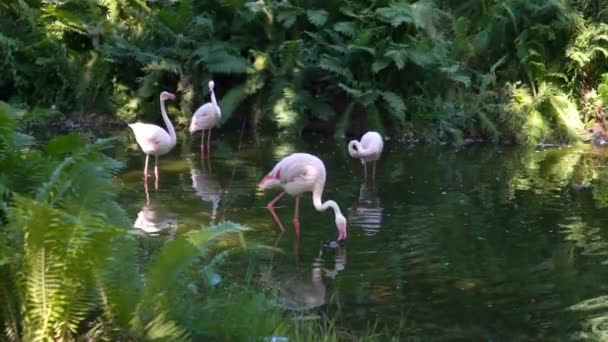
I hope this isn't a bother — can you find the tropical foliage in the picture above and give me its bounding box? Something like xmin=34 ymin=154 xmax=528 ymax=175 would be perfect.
xmin=4 ymin=0 xmax=608 ymax=143
xmin=0 ymin=101 xmax=271 ymax=341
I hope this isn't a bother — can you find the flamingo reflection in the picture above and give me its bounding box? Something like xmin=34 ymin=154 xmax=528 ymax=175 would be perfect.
xmin=134 ymin=182 xmax=178 ymax=236
xmin=190 ymin=159 xmax=222 ymax=222
xmin=347 ymin=183 xmax=383 ymax=236
xmin=259 ymin=234 xmax=347 ymax=311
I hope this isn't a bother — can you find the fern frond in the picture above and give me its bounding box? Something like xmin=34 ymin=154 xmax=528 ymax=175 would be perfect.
xmin=334 ymin=102 xmax=355 ymax=138
xmin=206 ymin=55 xmax=250 ymax=74
xmin=333 ymin=21 xmax=356 ymax=37
xmin=366 ymin=104 xmax=385 ymax=135
xmin=306 ymin=9 xmax=328 ymax=27
xmin=276 ymin=6 xmax=301 ymax=28
xmin=319 ymin=55 xmax=353 ymax=79
xmin=376 ymin=3 xmax=413 ymax=27
xmin=384 ymin=48 xmax=408 ymax=70
xmin=218 ymin=83 xmax=249 ymax=125
xmin=381 ymin=91 xmax=406 ymax=124
xmin=145 ymin=222 xmax=247 ymax=292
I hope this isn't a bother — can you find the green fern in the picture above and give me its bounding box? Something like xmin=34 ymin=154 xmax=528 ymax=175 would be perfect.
xmin=381 ymin=91 xmax=406 ymax=124
xmin=306 ymin=9 xmax=328 ymax=27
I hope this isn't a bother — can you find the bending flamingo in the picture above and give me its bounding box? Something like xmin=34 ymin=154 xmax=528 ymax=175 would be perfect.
xmin=128 ymin=91 xmax=176 ymax=189
xmin=348 ymin=131 xmax=384 ymax=179
xmin=189 ymin=80 xmax=221 ymax=156
xmin=258 ymin=153 xmax=347 ymax=241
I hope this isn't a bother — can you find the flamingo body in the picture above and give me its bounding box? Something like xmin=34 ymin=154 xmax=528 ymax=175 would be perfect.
xmin=128 ymin=122 xmax=175 ymax=156
xmin=258 ymin=153 xmax=324 ymax=195
xmin=258 ymin=153 xmax=347 ymax=241
xmin=348 ymin=131 xmax=384 ymax=179
xmin=189 ymin=103 xmax=220 ymax=132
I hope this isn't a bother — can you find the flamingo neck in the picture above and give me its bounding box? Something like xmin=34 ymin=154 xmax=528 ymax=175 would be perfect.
xmin=312 ymin=182 xmax=343 ymax=220
xmin=160 ymin=98 xmax=176 ymax=144
xmin=348 ymin=140 xmax=362 ymax=158
xmin=211 ymin=90 xmax=221 ymax=119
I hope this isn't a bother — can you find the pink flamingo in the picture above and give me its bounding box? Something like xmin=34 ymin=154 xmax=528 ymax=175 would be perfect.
xmin=258 ymin=153 xmax=348 ymax=241
xmin=348 ymin=131 xmax=384 ymax=179
xmin=189 ymin=80 xmax=221 ymax=156
xmin=128 ymin=91 xmax=176 ymax=190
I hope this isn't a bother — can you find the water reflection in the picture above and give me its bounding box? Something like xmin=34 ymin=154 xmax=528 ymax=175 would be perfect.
xmin=190 ymin=158 xmax=222 ymax=222
xmin=117 ymin=131 xmax=608 ymax=339
xmin=133 ymin=186 xmax=178 ymax=235
xmin=259 ymin=235 xmax=347 ymax=311
xmin=347 ymin=183 xmax=383 ymax=235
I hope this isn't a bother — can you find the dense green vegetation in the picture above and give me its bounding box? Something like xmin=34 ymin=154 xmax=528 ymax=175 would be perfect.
xmin=3 ymin=0 xmax=608 ymax=144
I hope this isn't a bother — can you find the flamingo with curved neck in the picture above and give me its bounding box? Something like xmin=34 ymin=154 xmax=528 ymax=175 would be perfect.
xmin=128 ymin=91 xmax=177 ymax=189
xmin=348 ymin=131 xmax=384 ymax=179
xmin=190 ymin=80 xmax=222 ymax=156
xmin=258 ymin=153 xmax=347 ymax=241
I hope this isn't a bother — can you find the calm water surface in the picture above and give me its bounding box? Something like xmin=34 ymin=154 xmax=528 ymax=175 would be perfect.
xmin=115 ymin=131 xmax=608 ymax=340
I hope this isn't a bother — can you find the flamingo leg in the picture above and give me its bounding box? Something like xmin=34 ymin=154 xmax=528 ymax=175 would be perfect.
xmin=144 ymin=179 xmax=150 ymax=205
xmin=363 ymin=162 xmax=368 ymax=179
xmin=266 ymin=191 xmax=286 ymax=232
xmin=200 ymin=130 xmax=206 ymax=156
xmin=207 ymin=127 xmax=212 ymax=156
xmin=144 ymin=154 xmax=150 ymax=180
xmin=293 ymin=195 xmax=300 ymax=235
xmin=154 ymin=155 xmax=159 ymax=191
xmin=372 ymin=161 xmax=377 ymax=180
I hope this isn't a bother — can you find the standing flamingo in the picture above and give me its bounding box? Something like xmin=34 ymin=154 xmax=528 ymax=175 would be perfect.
xmin=189 ymin=80 xmax=221 ymax=156
xmin=348 ymin=131 xmax=384 ymax=179
xmin=128 ymin=91 xmax=176 ymax=190
xmin=257 ymin=153 xmax=347 ymax=241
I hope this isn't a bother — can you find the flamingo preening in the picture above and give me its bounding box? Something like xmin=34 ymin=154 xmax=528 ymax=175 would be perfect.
xmin=257 ymin=153 xmax=348 ymax=241
xmin=348 ymin=131 xmax=384 ymax=179
xmin=190 ymin=80 xmax=221 ymax=156
xmin=128 ymin=91 xmax=177 ymax=190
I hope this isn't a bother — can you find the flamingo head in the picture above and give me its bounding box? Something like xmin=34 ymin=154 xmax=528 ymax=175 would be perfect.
xmin=347 ymin=140 xmax=360 ymax=158
xmin=160 ymin=91 xmax=176 ymax=101
xmin=257 ymin=173 xmax=280 ymax=191
xmin=208 ymin=80 xmax=215 ymax=92
xmin=336 ymin=214 xmax=347 ymax=241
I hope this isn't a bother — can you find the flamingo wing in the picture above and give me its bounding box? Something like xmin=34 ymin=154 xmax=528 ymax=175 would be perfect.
xmin=278 ymin=154 xmax=322 ymax=186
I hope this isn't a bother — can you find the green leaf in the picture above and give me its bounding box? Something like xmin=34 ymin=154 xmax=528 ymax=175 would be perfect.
xmin=306 ymin=9 xmax=328 ymax=27
xmin=319 ymin=55 xmax=353 ymax=79
xmin=218 ymin=83 xmax=249 ymax=124
xmin=385 ymin=49 xmax=408 ymax=69
xmin=277 ymin=9 xmax=299 ymax=28
xmin=45 ymin=134 xmax=84 ymax=157
xmin=381 ymin=91 xmax=406 ymax=124
xmin=333 ymin=21 xmax=356 ymax=37
xmin=334 ymin=102 xmax=355 ymax=139
xmin=376 ymin=3 xmax=414 ymax=27
xmin=372 ymin=58 xmax=391 ymax=73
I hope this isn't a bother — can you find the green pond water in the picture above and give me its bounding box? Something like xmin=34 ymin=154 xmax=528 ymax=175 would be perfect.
xmin=116 ymin=130 xmax=608 ymax=340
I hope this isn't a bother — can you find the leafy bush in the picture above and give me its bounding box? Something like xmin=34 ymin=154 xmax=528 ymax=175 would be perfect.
xmin=5 ymin=0 xmax=608 ymax=143
xmin=0 ymin=101 xmax=264 ymax=341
